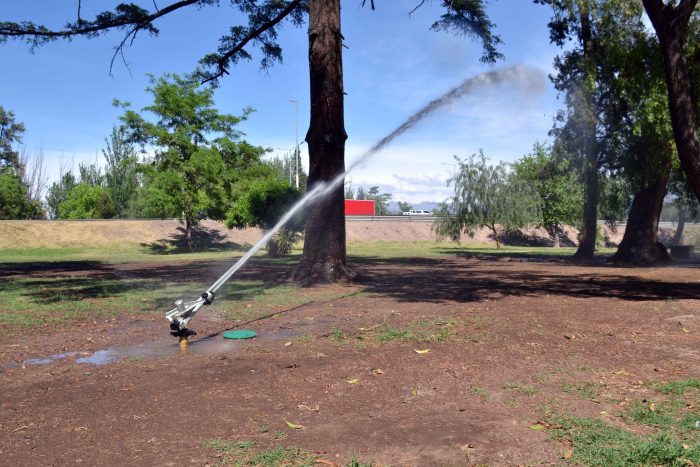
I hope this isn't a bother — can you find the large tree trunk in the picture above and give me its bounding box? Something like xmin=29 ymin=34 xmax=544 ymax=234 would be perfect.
xmin=573 ymin=11 xmax=599 ymax=261
xmin=643 ymin=0 xmax=700 ymax=204
xmin=610 ymin=160 xmax=672 ymax=265
xmin=672 ymin=207 xmax=687 ymax=246
xmin=573 ymin=124 xmax=598 ymax=260
xmin=292 ymin=0 xmax=354 ymax=284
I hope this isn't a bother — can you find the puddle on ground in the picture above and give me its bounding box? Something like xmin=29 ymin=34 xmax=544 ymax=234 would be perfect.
xmin=19 ymin=329 xmax=298 ymax=367
xmin=25 ymin=352 xmax=78 ymax=365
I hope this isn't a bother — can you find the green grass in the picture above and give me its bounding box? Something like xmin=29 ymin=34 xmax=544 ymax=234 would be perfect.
xmin=552 ymin=416 xmax=699 ymax=466
xmin=0 ymin=244 xmax=252 ymax=264
xmin=0 ymin=272 xmax=355 ymax=334
xmin=204 ymin=439 xmax=320 ymax=466
xmin=653 ymin=379 xmax=700 ymax=395
xmin=551 ymin=380 xmax=700 ymax=466
xmin=502 ymin=383 xmax=539 ymax=396
xmin=469 ymin=386 xmax=491 ymax=400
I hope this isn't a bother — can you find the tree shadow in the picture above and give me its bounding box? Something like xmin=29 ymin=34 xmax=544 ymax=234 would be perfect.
xmin=351 ymin=255 xmax=700 ymax=304
xmin=141 ymin=226 xmax=247 ymax=254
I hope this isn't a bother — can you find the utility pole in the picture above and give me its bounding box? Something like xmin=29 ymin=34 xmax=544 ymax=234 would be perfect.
xmin=289 ymin=99 xmax=299 ymax=189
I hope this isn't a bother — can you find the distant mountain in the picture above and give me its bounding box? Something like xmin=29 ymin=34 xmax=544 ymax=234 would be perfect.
xmin=386 ymin=201 xmax=440 ymax=214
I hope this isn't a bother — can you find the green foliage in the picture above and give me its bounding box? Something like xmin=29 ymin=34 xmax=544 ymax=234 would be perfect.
xmin=654 ymin=379 xmax=700 ymax=396
xmin=0 ymin=106 xmax=25 ymax=170
xmin=225 ymin=176 xmax=302 ymax=231
xmin=0 ymin=168 xmax=41 ymax=219
xmin=366 ymin=186 xmax=392 ymax=215
xmin=434 ymin=151 xmax=541 ymax=248
xmin=102 ymin=126 xmax=140 ymax=217
xmin=398 ymin=201 xmax=412 ymax=213
xmin=46 ymin=172 xmax=77 ymax=219
xmin=58 ymin=183 xmax=115 ymax=219
xmin=118 ymin=73 xmax=254 ymax=247
xmin=225 ymin=175 xmax=302 ymax=256
xmin=512 ymin=142 xmax=583 ymax=231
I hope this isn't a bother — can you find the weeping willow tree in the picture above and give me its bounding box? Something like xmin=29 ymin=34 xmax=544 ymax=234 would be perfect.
xmin=433 ymin=152 xmax=541 ymax=249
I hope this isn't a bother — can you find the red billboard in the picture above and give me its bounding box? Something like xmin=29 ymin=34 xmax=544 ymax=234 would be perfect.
xmin=345 ymin=199 xmax=375 ymax=216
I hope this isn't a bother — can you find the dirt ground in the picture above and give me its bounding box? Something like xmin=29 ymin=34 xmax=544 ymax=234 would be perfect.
xmin=0 ymin=254 xmax=698 ymax=466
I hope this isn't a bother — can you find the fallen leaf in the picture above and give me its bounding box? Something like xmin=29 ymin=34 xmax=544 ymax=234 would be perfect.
xmin=346 ymin=378 xmax=359 ymax=384
xmin=564 ymin=334 xmax=575 ymax=340
xmin=649 ymin=403 xmax=656 ymax=412
xmin=414 ymin=349 xmax=431 ymax=354
xmin=298 ymin=404 xmax=320 ymax=412
xmin=315 ymin=460 xmax=338 ymax=466
xmin=373 ymin=369 xmax=384 ymax=375
xmin=563 ymin=450 xmax=573 ymax=460
xmin=613 ymin=369 xmax=632 ymax=376
xmin=600 ymin=411 xmax=607 ymax=415
xmin=284 ymin=342 xmax=292 ymax=347
xmin=682 ymin=444 xmax=691 ymax=450
xmin=283 ymin=419 xmax=304 ymax=429
xmin=682 ymin=328 xmax=690 ymax=333
xmin=460 ymin=443 xmax=475 ymax=452
xmin=528 ymin=424 xmax=545 ymax=430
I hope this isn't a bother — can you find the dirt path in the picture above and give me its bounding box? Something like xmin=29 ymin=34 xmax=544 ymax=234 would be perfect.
xmin=1 ymin=256 xmax=698 ymax=465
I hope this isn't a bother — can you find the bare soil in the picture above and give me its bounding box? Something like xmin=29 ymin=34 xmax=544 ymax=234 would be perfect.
xmin=1 ymin=254 xmax=698 ymax=466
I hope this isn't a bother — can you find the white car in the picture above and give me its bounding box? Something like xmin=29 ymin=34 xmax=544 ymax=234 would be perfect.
xmin=402 ymin=210 xmax=432 ymax=216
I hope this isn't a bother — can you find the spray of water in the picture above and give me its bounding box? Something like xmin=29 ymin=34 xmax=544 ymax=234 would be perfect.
xmin=170 ymin=66 xmax=543 ymax=320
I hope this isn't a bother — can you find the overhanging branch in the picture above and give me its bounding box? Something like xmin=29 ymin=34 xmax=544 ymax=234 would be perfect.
xmin=201 ymin=0 xmax=302 ymax=84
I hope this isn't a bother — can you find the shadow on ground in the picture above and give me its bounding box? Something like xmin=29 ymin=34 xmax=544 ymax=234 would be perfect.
xmin=141 ymin=226 xmax=247 ymax=254
xmin=2 ymin=252 xmax=698 ymax=311
xmin=351 ymin=255 xmax=700 ymax=304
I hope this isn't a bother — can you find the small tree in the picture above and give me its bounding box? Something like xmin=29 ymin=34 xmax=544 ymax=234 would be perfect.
xmin=118 ymin=73 xmax=249 ymax=249
xmin=225 ymin=175 xmax=302 ymax=257
xmin=58 ymin=183 xmax=115 ymax=219
xmin=103 ymin=126 xmax=140 ymax=217
xmin=512 ymin=142 xmax=582 ymax=247
xmin=398 ymin=201 xmax=413 ymax=214
xmin=434 ymin=152 xmax=541 ymax=249
xmin=46 ymin=172 xmax=77 ymax=219
xmin=0 ymin=106 xmax=25 ymax=170
xmin=366 ymin=186 xmax=392 ymax=215
xmin=0 ymin=168 xmax=41 ymax=219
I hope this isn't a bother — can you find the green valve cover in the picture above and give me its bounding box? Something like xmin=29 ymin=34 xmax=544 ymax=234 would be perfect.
xmin=222 ymin=330 xmax=257 ymax=340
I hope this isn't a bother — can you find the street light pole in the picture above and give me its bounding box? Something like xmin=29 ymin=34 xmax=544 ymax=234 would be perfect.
xmin=289 ymin=99 xmax=299 ymax=189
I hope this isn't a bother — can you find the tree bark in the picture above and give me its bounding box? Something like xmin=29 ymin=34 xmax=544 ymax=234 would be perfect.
xmin=672 ymin=207 xmax=687 ymax=246
xmin=642 ymin=0 xmax=700 ymax=204
xmin=185 ymin=215 xmax=193 ymax=250
xmin=292 ymin=0 xmax=354 ymax=284
xmin=610 ymin=159 xmax=672 ymax=265
xmin=573 ymin=11 xmax=598 ymax=261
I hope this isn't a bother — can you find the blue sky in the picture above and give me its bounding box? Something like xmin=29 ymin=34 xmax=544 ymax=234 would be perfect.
xmin=1 ymin=1 xmax=564 ymax=203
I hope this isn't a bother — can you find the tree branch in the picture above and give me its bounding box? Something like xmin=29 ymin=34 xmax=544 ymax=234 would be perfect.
xmin=1 ymin=0 xmax=202 ymax=41
xmin=201 ymin=0 xmax=302 ymax=84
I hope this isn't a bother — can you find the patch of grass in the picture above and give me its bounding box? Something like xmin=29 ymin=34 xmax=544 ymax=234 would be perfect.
xmin=552 ymin=382 xmax=700 ymax=465
xmin=654 ymin=379 xmax=700 ymax=395
xmin=204 ymin=439 xmax=320 ymax=466
xmin=347 ymin=454 xmax=374 ymax=467
xmin=559 ymin=381 xmax=603 ymax=401
xmin=469 ymin=386 xmax=491 ymax=400
xmin=551 ymin=416 xmax=700 ymax=466
xmin=331 ymin=327 xmax=344 ymax=343
xmin=376 ymin=326 xmax=416 ymax=342
xmin=374 ymin=319 xmax=456 ymax=343
xmin=502 ymin=383 xmax=539 ymax=396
